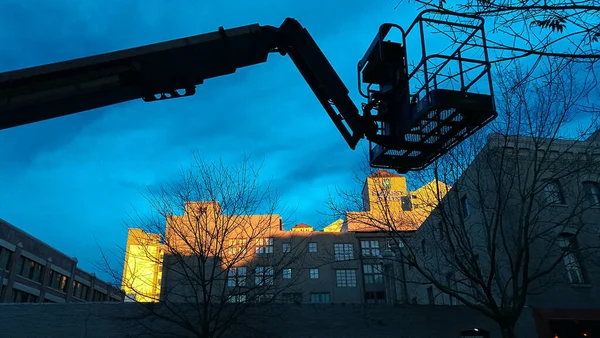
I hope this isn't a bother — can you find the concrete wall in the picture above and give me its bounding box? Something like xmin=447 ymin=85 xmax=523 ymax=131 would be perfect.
xmin=404 ymin=133 xmax=600 ymax=309
xmin=0 ymin=302 xmax=539 ymax=338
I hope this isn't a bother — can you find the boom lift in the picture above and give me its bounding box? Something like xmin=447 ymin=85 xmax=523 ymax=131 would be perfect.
xmin=0 ymin=10 xmax=496 ymax=173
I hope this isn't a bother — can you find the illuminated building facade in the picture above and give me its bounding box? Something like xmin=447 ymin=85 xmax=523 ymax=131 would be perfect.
xmin=0 ymin=218 xmax=124 ymax=303
xmin=122 ymin=228 xmax=163 ymax=302
xmin=122 ymin=170 xmax=442 ymax=305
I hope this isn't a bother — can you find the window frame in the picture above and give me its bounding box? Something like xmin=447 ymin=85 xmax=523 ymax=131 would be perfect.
xmin=17 ymin=257 xmax=43 ymax=283
xmin=364 ymin=291 xmax=386 ymax=304
xmin=309 ymin=268 xmax=319 ymax=279
xmin=558 ymin=233 xmax=586 ymax=284
xmin=310 ymin=292 xmax=330 ymax=303
xmin=335 ymin=269 xmax=357 ymax=287
xmin=427 ymin=286 xmax=434 ymax=304
xmin=308 ymin=242 xmax=318 ymax=253
xmin=360 ymin=240 xmax=380 ymax=256
xmin=460 ymin=195 xmax=470 ymax=219
xmin=0 ymin=247 xmax=13 ymax=271
xmin=363 ymin=264 xmax=383 ymax=284
xmin=254 ymin=266 xmax=274 ymax=286
xmin=543 ymin=180 xmax=566 ymax=205
xmin=255 ymin=238 xmax=274 ymax=254
xmin=334 ymin=243 xmax=354 ymax=261
xmin=281 ymin=292 xmax=302 ymax=303
xmin=382 ymin=178 xmax=392 ymax=189
xmin=48 ymin=270 xmax=68 ymax=293
xmin=227 ymin=238 xmax=247 ymax=256
xmin=227 ymin=266 xmax=247 ymax=287
xmin=227 ymin=294 xmax=247 ymax=303
xmin=583 ymin=181 xmax=600 ymax=206
xmin=283 ymin=268 xmax=292 ymax=280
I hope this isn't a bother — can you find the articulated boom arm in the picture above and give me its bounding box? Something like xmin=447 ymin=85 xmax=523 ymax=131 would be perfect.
xmin=0 ymin=18 xmax=367 ymax=149
xmin=0 ymin=12 xmax=497 ymax=173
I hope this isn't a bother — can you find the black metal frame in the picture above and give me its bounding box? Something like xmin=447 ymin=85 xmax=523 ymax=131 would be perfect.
xmin=404 ymin=9 xmax=494 ymax=106
xmin=358 ymin=9 xmax=497 ymax=173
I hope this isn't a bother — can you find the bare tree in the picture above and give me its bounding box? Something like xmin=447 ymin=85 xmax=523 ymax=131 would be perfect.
xmin=99 ymin=154 xmax=310 ymax=338
xmin=398 ymin=0 xmax=600 ymax=66
xmin=328 ymin=60 xmax=600 ymax=337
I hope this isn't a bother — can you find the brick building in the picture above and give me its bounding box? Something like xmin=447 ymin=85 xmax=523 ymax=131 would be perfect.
xmin=0 ymin=218 xmax=124 ymax=303
xmin=122 ymin=170 xmax=443 ymax=305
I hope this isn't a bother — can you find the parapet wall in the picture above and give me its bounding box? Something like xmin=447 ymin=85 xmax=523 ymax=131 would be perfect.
xmin=0 ymin=302 xmax=538 ymax=338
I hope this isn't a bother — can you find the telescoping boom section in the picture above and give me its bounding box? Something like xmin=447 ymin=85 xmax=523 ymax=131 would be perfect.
xmin=0 ymin=18 xmax=367 ymax=149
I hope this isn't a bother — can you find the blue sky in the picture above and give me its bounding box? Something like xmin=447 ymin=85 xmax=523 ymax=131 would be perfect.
xmin=0 ymin=0 xmax=422 ymax=280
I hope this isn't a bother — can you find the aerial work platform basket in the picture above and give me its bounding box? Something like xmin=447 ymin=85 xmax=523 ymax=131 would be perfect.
xmin=358 ymin=10 xmax=497 ymax=173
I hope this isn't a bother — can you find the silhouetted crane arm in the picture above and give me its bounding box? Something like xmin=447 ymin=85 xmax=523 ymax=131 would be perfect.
xmin=0 ymin=18 xmax=367 ymax=149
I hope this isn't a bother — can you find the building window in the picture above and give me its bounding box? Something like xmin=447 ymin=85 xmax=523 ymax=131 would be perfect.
xmin=255 ymin=266 xmax=274 ymax=286
xmin=282 ymin=242 xmax=291 ymax=253
xmin=72 ymin=281 xmax=90 ymax=300
xmin=386 ymin=238 xmax=404 ymax=250
xmin=544 ymin=180 xmax=565 ymax=204
xmin=558 ymin=233 xmax=585 ymax=284
xmin=309 ymin=242 xmax=318 ymax=253
xmin=255 ymin=294 xmax=274 ymax=303
xmin=283 ymin=268 xmax=292 ymax=279
xmin=427 ymin=286 xmax=434 ymax=304
xmin=228 ymin=267 xmax=247 ymax=287
xmin=309 ymin=268 xmax=319 ymax=279
xmin=363 ymin=264 xmax=383 ymax=284
xmin=255 ymin=238 xmax=273 ymax=254
xmin=334 ymin=243 xmax=354 ymax=261
xmin=583 ymin=181 xmax=600 ymax=206
xmin=228 ymin=294 xmax=247 ymax=303
xmin=445 ymin=272 xmax=458 ymax=305
xmin=0 ymin=248 xmax=13 ymax=271
xmin=310 ymin=292 xmax=330 ymax=303
xmin=17 ymin=257 xmax=43 ymax=283
xmin=461 ymin=195 xmax=470 ymax=218
xmin=281 ymin=292 xmax=302 ymax=303
xmin=409 ymin=195 xmax=419 ymax=209
xmin=92 ymin=290 xmax=107 ymax=302
xmin=49 ymin=270 xmax=68 ymax=293
xmin=12 ymin=290 xmax=38 ymax=303
xmin=360 ymin=240 xmax=380 ymax=256
xmin=382 ymin=178 xmax=391 ymax=189
xmin=336 ymin=269 xmax=357 ymax=287
xmin=227 ymin=239 xmax=247 ymax=255
xmin=73 ymin=281 xmax=82 ymax=298
xmin=81 ymin=284 xmax=90 ymax=300
xmin=365 ymin=291 xmax=386 ymax=304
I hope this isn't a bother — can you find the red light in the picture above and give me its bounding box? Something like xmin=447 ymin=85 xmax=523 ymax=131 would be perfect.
xmin=554 ymin=335 xmax=559 ymax=338
xmin=583 ymin=333 xmax=588 ymax=337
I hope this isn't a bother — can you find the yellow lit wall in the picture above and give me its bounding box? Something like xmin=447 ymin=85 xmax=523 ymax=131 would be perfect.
xmin=291 ymin=223 xmax=313 ymax=232
xmin=323 ymin=219 xmax=343 ymax=232
xmin=122 ymin=228 xmax=163 ymax=303
xmin=347 ymin=170 xmax=450 ymax=232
